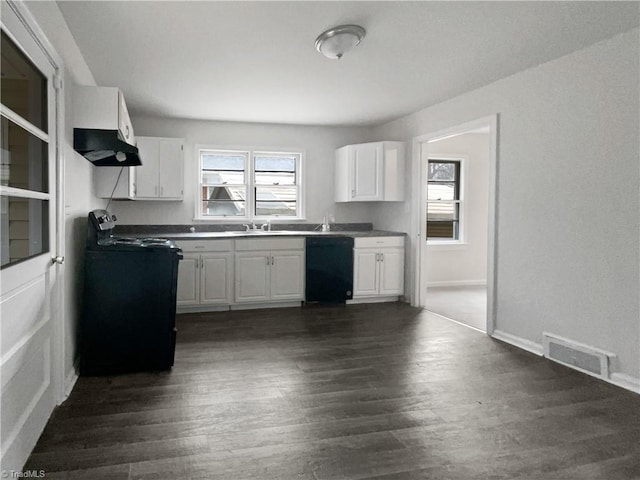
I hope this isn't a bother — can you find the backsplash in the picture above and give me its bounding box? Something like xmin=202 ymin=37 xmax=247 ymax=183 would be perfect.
xmin=114 ymin=222 xmax=374 ymax=234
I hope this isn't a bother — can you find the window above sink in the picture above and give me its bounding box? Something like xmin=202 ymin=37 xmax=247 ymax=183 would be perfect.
xmin=196 ymin=147 xmax=304 ymax=222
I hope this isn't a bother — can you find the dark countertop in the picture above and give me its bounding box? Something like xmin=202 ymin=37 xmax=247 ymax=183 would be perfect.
xmin=122 ymin=230 xmax=407 ymax=240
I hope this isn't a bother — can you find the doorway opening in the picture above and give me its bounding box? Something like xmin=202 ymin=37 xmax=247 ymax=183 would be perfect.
xmin=411 ymin=115 xmax=498 ymax=333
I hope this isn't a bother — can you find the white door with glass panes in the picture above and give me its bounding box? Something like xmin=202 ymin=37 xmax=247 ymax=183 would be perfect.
xmin=0 ymin=8 xmax=61 ymax=472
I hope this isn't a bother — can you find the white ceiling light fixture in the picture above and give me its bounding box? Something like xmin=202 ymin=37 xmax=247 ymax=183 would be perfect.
xmin=315 ymin=24 xmax=366 ymax=60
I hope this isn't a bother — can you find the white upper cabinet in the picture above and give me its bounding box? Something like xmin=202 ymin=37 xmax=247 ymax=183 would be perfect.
xmin=335 ymin=141 xmax=405 ymax=202
xmin=95 ymin=136 xmax=184 ymax=200
xmin=74 ymin=86 xmax=135 ymax=146
xmin=134 ymin=136 xmax=184 ymax=200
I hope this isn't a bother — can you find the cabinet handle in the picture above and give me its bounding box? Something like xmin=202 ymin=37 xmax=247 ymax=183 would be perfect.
xmin=380 ymin=253 xmax=384 ymax=262
xmin=351 ymin=189 xmax=355 ymax=198
xmin=266 ymin=256 xmax=270 ymax=266
xmin=125 ymin=125 xmax=130 ymax=139
xmin=375 ymin=253 xmax=380 ymax=262
xmin=160 ymin=186 xmax=164 ymax=196
xmin=271 ymin=256 xmax=274 ymax=265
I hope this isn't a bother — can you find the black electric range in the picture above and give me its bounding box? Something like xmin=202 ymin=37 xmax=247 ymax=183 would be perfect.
xmin=80 ymin=209 xmax=183 ymax=375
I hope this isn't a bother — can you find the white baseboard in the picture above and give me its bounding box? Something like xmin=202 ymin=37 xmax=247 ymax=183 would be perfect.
xmin=610 ymin=373 xmax=640 ymax=394
xmin=63 ymin=369 xmax=78 ymax=401
xmin=177 ymin=304 xmax=230 ymax=314
xmin=230 ymin=301 xmax=302 ymax=311
xmin=491 ymin=329 xmax=544 ymax=356
xmin=347 ymin=296 xmax=399 ymax=305
xmin=427 ymin=280 xmax=487 ymax=288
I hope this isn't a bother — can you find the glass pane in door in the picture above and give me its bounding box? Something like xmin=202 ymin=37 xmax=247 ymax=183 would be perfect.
xmin=0 ymin=195 xmax=49 ymax=268
xmin=1 ymin=31 xmax=48 ymax=132
xmin=0 ymin=116 xmax=48 ymax=192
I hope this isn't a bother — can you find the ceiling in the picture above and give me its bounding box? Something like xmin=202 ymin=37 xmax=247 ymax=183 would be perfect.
xmin=55 ymin=1 xmax=639 ymax=127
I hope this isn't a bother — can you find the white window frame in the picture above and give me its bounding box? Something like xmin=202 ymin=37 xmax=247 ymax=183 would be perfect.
xmin=426 ymin=154 xmax=467 ymax=246
xmin=195 ymin=145 xmax=304 ymax=221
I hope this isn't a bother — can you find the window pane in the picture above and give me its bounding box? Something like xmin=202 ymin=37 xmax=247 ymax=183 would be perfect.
xmin=1 ymin=32 xmax=48 ymax=133
xmin=427 ymin=221 xmax=458 ymax=240
xmin=1 ymin=196 xmax=49 ymax=268
xmin=201 ymin=153 xmax=245 ymax=171
xmin=428 ymin=162 xmax=456 ymax=181
xmin=254 ymin=156 xmax=295 ymax=172
xmin=427 ymin=183 xmax=456 ymax=201
xmin=202 ymin=185 xmax=245 ymax=201
xmin=256 ymin=201 xmax=297 ymax=217
xmin=201 ymin=185 xmax=245 ymax=217
xmin=201 ymin=200 xmax=245 ymax=217
xmin=427 ymin=201 xmax=459 ymax=221
xmin=255 ymin=171 xmax=295 ymax=186
xmin=202 ymin=171 xmax=244 ymax=185
xmin=255 ymin=186 xmax=296 ymax=202
xmin=255 ymin=186 xmax=297 ymax=216
xmin=1 ymin=116 xmax=48 ymax=192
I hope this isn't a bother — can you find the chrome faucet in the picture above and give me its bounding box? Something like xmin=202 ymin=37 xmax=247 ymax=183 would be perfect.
xmin=261 ymin=220 xmax=271 ymax=231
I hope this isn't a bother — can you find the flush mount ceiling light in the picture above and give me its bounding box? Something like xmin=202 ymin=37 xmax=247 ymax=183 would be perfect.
xmin=315 ymin=24 xmax=366 ymax=60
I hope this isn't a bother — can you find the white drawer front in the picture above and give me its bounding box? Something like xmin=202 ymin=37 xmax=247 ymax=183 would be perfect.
xmin=174 ymin=239 xmax=233 ymax=252
xmin=235 ymin=237 xmax=305 ymax=251
xmin=354 ymin=236 xmax=404 ymax=249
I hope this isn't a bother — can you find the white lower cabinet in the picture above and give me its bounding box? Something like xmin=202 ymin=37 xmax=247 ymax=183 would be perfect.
xmin=175 ymin=240 xmax=233 ymax=309
xmin=235 ymin=238 xmax=305 ymax=304
xmin=352 ymin=236 xmax=404 ymax=301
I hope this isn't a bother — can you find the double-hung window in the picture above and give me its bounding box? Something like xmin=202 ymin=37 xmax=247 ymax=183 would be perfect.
xmin=198 ymin=148 xmax=302 ymax=220
xmin=426 ymin=159 xmax=462 ymax=241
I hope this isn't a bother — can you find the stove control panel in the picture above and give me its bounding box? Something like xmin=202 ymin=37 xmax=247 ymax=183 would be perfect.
xmin=90 ymin=209 xmax=116 ymax=231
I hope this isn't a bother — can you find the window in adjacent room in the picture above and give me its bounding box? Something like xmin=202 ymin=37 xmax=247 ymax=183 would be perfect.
xmin=198 ymin=148 xmax=302 ymax=219
xmin=426 ymin=159 xmax=461 ymax=241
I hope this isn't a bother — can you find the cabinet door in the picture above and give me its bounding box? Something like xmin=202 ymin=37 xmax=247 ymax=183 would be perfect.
xmin=158 ymin=139 xmax=183 ymax=199
xmin=235 ymin=252 xmax=270 ymax=302
xmin=352 ymin=143 xmax=383 ymax=201
xmin=334 ymin=146 xmax=351 ymax=202
xmin=177 ymin=254 xmax=200 ymax=305
xmin=353 ymin=249 xmax=379 ymax=296
xmin=270 ymin=250 xmax=304 ymax=301
xmin=134 ymin=137 xmax=160 ymax=198
xmin=378 ymin=248 xmax=404 ymax=295
xmin=201 ymin=253 xmax=232 ymax=304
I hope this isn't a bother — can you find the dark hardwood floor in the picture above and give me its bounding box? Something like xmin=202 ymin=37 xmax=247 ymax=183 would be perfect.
xmin=27 ymin=303 xmax=640 ymax=479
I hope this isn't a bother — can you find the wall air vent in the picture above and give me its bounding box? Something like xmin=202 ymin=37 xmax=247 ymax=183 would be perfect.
xmin=542 ymin=332 xmax=614 ymax=379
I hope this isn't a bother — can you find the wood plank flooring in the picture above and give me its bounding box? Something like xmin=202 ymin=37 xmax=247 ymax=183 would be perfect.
xmin=26 ymin=303 xmax=640 ymax=479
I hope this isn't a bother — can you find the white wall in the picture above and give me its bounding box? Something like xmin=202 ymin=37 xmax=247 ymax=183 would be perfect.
xmin=24 ymin=1 xmax=100 ymax=388
xmin=426 ymin=132 xmax=489 ymax=286
xmin=372 ymin=29 xmax=640 ymax=381
xmin=109 ymin=116 xmax=375 ymax=225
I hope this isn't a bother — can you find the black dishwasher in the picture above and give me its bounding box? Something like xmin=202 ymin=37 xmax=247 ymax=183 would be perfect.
xmin=305 ymin=236 xmax=354 ymax=303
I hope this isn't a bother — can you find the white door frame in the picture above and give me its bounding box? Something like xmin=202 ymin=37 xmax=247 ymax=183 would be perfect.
xmin=410 ymin=115 xmax=498 ymax=334
xmin=1 ymin=0 xmax=66 ymax=422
